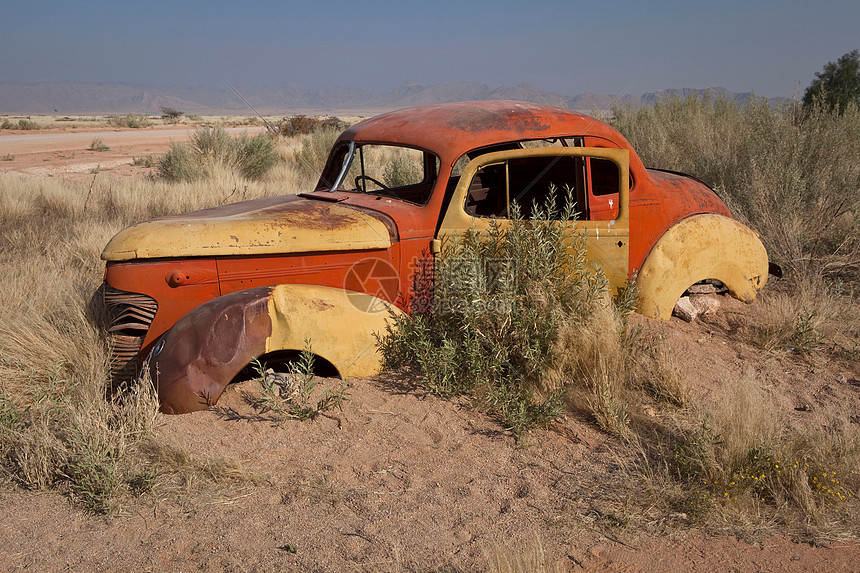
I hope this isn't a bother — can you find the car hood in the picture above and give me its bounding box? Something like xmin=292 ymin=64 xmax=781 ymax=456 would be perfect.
xmin=101 ymin=195 xmax=393 ymax=261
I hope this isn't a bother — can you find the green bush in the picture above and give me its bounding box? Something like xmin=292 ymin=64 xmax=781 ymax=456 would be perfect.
xmin=234 ymin=133 xmax=280 ymax=179
xmin=158 ymin=142 xmax=202 ymax=182
xmin=157 ymin=127 xmax=279 ymax=182
xmin=378 ymin=187 xmax=612 ymax=436
xmin=253 ymin=341 xmax=348 ymax=422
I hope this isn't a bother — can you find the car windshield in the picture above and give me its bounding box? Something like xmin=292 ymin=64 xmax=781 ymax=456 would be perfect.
xmin=316 ymin=142 xmax=440 ymax=205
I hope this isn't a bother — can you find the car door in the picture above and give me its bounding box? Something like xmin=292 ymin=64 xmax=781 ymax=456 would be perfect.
xmin=436 ymin=147 xmax=630 ymax=292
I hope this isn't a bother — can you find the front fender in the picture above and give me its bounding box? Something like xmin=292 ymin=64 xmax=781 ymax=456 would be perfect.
xmin=149 ymin=284 xmax=402 ymax=414
xmin=636 ymin=214 xmax=769 ymax=319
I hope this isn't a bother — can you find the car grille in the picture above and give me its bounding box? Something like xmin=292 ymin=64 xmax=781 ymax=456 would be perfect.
xmin=100 ymin=284 xmax=158 ymax=383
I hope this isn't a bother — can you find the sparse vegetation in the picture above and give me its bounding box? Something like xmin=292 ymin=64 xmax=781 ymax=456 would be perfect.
xmin=277 ymin=114 xmax=345 ymax=137
xmin=0 ymin=170 xmax=287 ymax=512
xmin=253 ymin=341 xmax=348 ymax=422
xmin=88 ymin=138 xmax=109 ymax=152
xmin=159 ymin=106 xmax=184 ymax=123
xmin=1 ymin=118 xmax=40 ymax=130
xmin=1 ymin=154 xmax=14 ymax=161
xmin=131 ymin=155 xmax=154 ymax=168
xmin=107 ymin=113 xmax=152 ymax=129
xmin=607 ymin=94 xmax=860 ymax=539
xmin=157 ymin=126 xmax=279 ymax=182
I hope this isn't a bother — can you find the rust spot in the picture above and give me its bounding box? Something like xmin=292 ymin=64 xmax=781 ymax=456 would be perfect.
xmin=447 ymin=107 xmax=551 ymax=133
xmin=308 ymin=299 xmax=335 ymax=312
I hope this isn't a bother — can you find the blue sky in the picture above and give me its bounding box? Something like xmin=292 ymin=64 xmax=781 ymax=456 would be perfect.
xmin=2 ymin=0 xmax=857 ymax=97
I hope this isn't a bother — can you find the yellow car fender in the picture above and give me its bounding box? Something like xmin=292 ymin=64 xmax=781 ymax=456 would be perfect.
xmin=636 ymin=214 xmax=769 ymax=319
xmin=149 ymin=284 xmax=401 ymax=414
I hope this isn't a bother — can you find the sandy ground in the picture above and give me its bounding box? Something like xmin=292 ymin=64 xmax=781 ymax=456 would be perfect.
xmin=1 ymin=127 xmax=859 ymax=571
xmin=2 ymin=319 xmax=859 ymax=573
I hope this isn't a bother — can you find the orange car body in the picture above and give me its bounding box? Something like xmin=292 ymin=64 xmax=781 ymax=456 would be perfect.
xmin=99 ymin=101 xmax=769 ymax=413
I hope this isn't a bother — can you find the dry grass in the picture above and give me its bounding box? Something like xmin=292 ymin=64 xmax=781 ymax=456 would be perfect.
xmin=0 ymin=144 xmax=303 ymax=510
xmin=660 ymin=372 xmax=860 ymax=539
xmin=606 ymin=96 xmax=860 ymax=540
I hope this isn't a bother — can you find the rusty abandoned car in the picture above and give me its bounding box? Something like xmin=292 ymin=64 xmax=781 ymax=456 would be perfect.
xmin=97 ymin=100 xmax=772 ymax=414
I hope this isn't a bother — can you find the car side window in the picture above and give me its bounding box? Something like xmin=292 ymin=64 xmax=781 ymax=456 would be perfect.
xmin=464 ymin=156 xmax=583 ymax=220
xmin=586 ymin=157 xmax=620 ymax=220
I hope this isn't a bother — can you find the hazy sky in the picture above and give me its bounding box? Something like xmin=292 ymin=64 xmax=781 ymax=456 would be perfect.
xmin=2 ymin=0 xmax=857 ymax=97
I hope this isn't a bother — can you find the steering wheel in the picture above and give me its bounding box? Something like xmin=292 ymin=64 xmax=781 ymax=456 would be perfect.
xmin=354 ymin=175 xmax=389 ymax=191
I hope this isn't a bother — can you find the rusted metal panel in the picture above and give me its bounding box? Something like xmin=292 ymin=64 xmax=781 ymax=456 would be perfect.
xmin=151 ymin=287 xmax=273 ymax=414
xmin=101 ymin=195 xmax=392 ymax=261
xmin=338 ymin=101 xmax=647 ymax=172
xmin=151 ymin=284 xmax=402 ymax=414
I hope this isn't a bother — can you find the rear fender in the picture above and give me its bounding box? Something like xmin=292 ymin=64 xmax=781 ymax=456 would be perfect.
xmin=149 ymin=284 xmax=401 ymax=414
xmin=636 ymin=214 xmax=769 ymax=319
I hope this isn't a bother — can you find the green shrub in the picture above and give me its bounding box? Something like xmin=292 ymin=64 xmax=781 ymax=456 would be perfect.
xmin=378 ymin=187 xmax=613 ymax=436
xmin=157 ymin=142 xmax=202 ymax=182
xmin=253 ymin=341 xmax=347 ymax=422
xmin=234 ymin=133 xmax=280 ymax=179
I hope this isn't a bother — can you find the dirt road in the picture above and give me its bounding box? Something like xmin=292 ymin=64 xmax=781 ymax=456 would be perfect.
xmin=0 ymin=125 xmax=265 ymax=180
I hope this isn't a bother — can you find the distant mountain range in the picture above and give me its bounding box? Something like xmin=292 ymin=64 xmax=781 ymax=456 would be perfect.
xmin=0 ymin=80 xmax=788 ymax=116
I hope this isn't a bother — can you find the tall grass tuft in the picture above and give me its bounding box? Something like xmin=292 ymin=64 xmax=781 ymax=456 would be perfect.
xmin=665 ymin=373 xmax=860 ymax=535
xmin=293 ymin=127 xmax=342 ymax=181
xmin=158 ymin=126 xmax=279 ymax=182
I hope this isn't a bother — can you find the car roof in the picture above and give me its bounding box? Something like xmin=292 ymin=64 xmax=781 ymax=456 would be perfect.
xmin=339 ymin=100 xmax=636 ymax=163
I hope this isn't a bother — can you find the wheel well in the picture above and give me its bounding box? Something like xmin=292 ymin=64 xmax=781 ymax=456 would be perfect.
xmin=230 ymin=349 xmax=341 ymax=384
xmin=682 ymin=279 xmax=727 ymax=295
